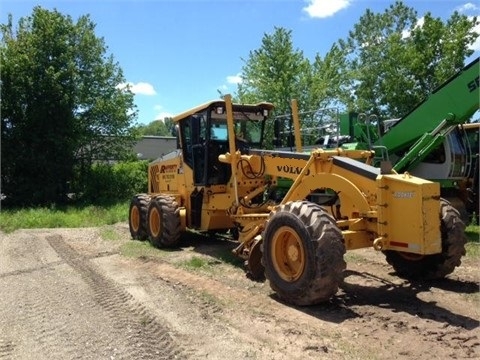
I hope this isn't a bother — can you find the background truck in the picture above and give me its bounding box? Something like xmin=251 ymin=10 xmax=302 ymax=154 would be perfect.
xmin=129 ymin=94 xmax=466 ymax=306
xmin=274 ymin=57 xmax=479 ymax=219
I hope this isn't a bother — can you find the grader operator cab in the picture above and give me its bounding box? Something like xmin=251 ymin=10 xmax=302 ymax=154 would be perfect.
xmin=129 ymin=95 xmax=466 ymax=306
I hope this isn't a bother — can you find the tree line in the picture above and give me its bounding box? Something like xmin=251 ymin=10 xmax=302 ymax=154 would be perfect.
xmin=1 ymin=2 xmax=478 ymax=207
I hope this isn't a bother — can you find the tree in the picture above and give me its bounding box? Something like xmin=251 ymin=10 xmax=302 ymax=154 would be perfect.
xmin=337 ymin=0 xmax=479 ymax=117
xmin=236 ymin=27 xmax=314 ymax=147
xmin=310 ymin=43 xmax=351 ymax=110
xmin=237 ymin=27 xmax=312 ymax=116
xmin=136 ymin=117 xmax=176 ymax=136
xmin=236 ymin=27 xmax=351 ymax=147
xmin=1 ymin=7 xmax=138 ymax=206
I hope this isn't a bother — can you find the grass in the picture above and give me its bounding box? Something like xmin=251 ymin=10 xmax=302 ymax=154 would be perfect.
xmin=179 ymin=256 xmax=211 ymax=270
xmin=466 ymin=243 xmax=480 ymax=257
xmin=120 ymin=240 xmax=167 ymax=259
xmin=465 ymin=224 xmax=480 ymax=243
xmin=1 ymin=202 xmax=479 ymax=259
xmin=176 ymin=255 xmax=231 ymax=271
xmin=0 ymin=202 xmax=128 ymax=233
xmin=99 ymin=227 xmax=121 ymax=241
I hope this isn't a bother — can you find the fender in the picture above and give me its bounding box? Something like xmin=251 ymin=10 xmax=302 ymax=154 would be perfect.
xmin=282 ymin=173 xmax=372 ymax=216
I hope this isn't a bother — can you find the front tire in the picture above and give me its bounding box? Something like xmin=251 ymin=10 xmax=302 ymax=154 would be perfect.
xmin=147 ymin=195 xmax=182 ymax=248
xmin=262 ymin=201 xmax=346 ymax=306
xmin=129 ymin=194 xmax=151 ymax=240
xmin=384 ymin=198 xmax=466 ymax=280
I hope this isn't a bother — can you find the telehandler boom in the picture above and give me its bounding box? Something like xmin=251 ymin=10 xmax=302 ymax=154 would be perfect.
xmin=129 ymin=95 xmax=466 ymax=306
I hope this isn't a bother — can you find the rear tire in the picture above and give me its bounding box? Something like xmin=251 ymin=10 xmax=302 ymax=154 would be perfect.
xmin=147 ymin=195 xmax=182 ymax=248
xmin=262 ymin=201 xmax=346 ymax=306
xmin=129 ymin=194 xmax=151 ymax=240
xmin=384 ymin=198 xmax=466 ymax=280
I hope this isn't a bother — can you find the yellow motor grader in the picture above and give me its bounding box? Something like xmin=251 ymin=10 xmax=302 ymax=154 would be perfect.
xmin=129 ymin=94 xmax=466 ymax=306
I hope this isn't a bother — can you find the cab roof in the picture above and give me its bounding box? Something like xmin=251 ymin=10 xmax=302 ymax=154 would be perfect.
xmin=172 ymin=98 xmax=275 ymax=123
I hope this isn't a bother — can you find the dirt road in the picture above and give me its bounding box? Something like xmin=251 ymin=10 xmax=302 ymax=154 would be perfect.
xmin=0 ymin=224 xmax=478 ymax=359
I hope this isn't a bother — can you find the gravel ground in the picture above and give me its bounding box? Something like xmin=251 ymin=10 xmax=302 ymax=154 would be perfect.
xmin=0 ymin=224 xmax=478 ymax=359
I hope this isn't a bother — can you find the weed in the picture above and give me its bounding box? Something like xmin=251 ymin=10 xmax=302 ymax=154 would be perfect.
xmin=466 ymin=242 xmax=480 ymax=257
xmin=100 ymin=227 xmax=119 ymax=241
xmin=465 ymin=225 xmax=480 ymax=244
xmin=0 ymin=202 xmax=129 ymax=233
xmin=120 ymin=241 xmax=166 ymax=259
xmin=345 ymin=251 xmax=368 ymax=263
xmin=179 ymin=256 xmax=209 ymax=270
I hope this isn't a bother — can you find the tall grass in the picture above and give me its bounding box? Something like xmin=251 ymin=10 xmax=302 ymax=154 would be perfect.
xmin=465 ymin=224 xmax=480 ymax=245
xmin=0 ymin=202 xmax=128 ymax=233
xmin=1 ymin=202 xmax=479 ymax=246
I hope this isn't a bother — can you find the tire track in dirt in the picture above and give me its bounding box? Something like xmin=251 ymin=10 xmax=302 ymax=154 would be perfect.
xmin=0 ymin=260 xmax=64 ymax=279
xmin=45 ymin=234 xmax=189 ymax=359
xmin=2 ymin=227 xmax=477 ymax=360
xmin=115 ymin=257 xmax=367 ymax=359
xmin=121 ymin=253 xmax=480 ymax=360
xmin=0 ymin=339 xmax=15 ymax=359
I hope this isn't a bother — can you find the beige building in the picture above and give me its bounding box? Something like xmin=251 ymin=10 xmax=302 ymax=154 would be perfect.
xmin=134 ymin=136 xmax=177 ymax=160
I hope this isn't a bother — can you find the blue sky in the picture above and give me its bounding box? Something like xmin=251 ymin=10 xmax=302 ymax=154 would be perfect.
xmin=1 ymin=0 xmax=479 ymax=125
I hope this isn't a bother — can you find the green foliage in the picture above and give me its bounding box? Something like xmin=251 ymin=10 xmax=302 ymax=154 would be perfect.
xmin=235 ymin=27 xmax=357 ymax=149
xmin=0 ymin=202 xmax=128 ymax=233
xmin=238 ymin=27 xmax=312 ymax=114
xmin=236 ymin=27 xmax=315 ymax=147
xmin=466 ymin=243 xmax=480 ymax=257
xmin=77 ymin=160 xmax=148 ymax=205
xmin=0 ymin=7 xmax=138 ymax=207
xmin=136 ymin=117 xmax=176 ymax=136
xmin=99 ymin=227 xmax=120 ymax=241
xmin=236 ymin=3 xmax=478 ymax=134
xmin=179 ymin=256 xmax=210 ymax=270
xmin=465 ymin=225 xmax=480 ymax=243
xmin=469 ymin=213 xmax=478 ymax=226
xmin=120 ymin=241 xmax=167 ymax=259
xmin=337 ymin=0 xmax=479 ymax=117
xmin=310 ymin=43 xmax=350 ymax=109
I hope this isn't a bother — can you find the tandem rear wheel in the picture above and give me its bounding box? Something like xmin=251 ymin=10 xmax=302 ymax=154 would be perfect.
xmin=129 ymin=193 xmax=151 ymax=241
xmin=147 ymin=195 xmax=182 ymax=248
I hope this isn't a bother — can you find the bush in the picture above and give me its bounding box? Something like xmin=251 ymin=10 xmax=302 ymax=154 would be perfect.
xmin=78 ymin=161 xmax=148 ymax=205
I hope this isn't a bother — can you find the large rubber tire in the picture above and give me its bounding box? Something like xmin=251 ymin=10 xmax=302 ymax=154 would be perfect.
xmin=384 ymin=198 xmax=466 ymax=280
xmin=129 ymin=194 xmax=151 ymax=241
xmin=147 ymin=195 xmax=182 ymax=248
xmin=262 ymin=201 xmax=346 ymax=306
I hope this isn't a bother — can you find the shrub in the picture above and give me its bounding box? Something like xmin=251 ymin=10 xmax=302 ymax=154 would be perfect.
xmin=78 ymin=161 xmax=148 ymax=205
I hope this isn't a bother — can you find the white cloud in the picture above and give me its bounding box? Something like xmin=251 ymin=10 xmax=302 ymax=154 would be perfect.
xmin=215 ymin=74 xmax=242 ymax=96
xmin=402 ymin=16 xmax=425 ymax=39
xmin=470 ymin=16 xmax=480 ymax=51
xmin=226 ymin=74 xmax=242 ymax=84
xmin=117 ymin=82 xmax=156 ymax=95
xmin=456 ymin=1 xmax=480 ymax=52
xmin=154 ymin=105 xmax=173 ymax=121
xmin=303 ymin=0 xmax=351 ymax=19
xmin=457 ymin=2 xmax=480 ymax=13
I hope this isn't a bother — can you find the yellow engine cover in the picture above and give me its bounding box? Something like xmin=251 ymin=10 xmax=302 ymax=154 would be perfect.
xmin=148 ymin=150 xmax=184 ymax=194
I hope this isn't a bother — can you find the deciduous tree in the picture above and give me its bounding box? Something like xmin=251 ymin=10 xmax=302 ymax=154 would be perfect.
xmin=337 ymin=0 xmax=479 ymax=117
xmin=1 ymin=7 xmax=138 ymax=206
